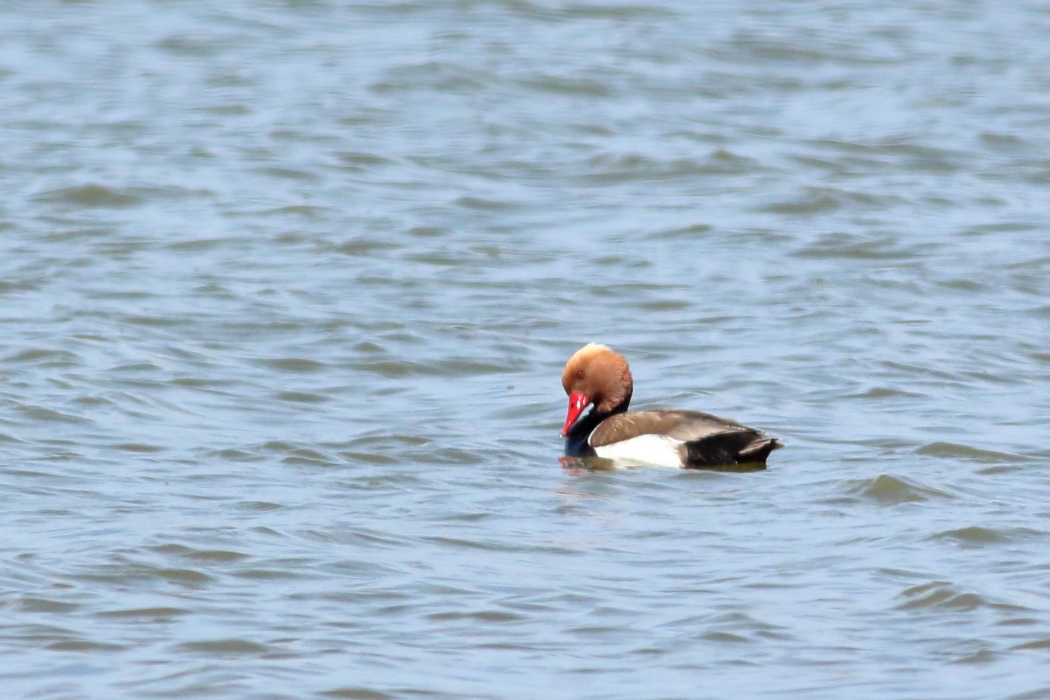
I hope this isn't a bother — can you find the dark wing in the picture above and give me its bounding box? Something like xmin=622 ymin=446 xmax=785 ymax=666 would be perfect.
xmin=589 ymin=410 xmax=749 ymax=448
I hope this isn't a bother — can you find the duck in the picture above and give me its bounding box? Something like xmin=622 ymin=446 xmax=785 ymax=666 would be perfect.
xmin=560 ymin=344 xmax=781 ymax=469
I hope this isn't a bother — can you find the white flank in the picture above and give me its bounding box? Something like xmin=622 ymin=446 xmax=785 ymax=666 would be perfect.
xmin=592 ymin=434 xmax=685 ymax=468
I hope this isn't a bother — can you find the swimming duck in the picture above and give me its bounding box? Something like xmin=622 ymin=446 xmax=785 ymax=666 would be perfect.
xmin=561 ymin=344 xmax=781 ymax=468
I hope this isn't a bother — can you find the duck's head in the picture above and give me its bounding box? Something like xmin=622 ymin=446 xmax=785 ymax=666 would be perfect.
xmin=560 ymin=343 xmax=633 ymax=436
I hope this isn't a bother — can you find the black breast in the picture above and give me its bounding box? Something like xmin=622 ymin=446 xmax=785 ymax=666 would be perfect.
xmin=563 ymin=409 xmax=603 ymax=458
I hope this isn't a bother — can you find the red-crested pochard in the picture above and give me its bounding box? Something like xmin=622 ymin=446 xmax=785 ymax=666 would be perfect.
xmin=560 ymin=344 xmax=781 ymax=468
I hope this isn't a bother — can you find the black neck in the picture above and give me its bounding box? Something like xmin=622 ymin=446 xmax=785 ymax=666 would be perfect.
xmin=564 ymin=394 xmax=631 ymax=457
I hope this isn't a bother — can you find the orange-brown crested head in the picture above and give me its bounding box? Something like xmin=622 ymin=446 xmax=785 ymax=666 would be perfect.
xmin=560 ymin=344 xmax=633 ymax=436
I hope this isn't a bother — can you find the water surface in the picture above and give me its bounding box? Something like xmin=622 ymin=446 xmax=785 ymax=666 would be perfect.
xmin=2 ymin=1 xmax=1050 ymax=698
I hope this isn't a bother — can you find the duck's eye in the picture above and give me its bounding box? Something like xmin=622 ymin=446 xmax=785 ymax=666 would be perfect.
xmin=576 ymin=370 xmax=584 ymax=380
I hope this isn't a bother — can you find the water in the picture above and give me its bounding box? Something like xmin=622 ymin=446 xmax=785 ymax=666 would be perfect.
xmin=2 ymin=1 xmax=1049 ymax=698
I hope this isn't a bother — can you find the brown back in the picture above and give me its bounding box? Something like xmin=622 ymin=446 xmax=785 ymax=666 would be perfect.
xmin=588 ymin=409 xmax=750 ymax=448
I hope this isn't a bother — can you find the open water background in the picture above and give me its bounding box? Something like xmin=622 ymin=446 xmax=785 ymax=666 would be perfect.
xmin=2 ymin=1 xmax=1050 ymax=698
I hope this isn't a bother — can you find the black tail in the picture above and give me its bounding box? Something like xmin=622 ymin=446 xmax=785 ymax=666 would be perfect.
xmin=684 ymin=432 xmax=782 ymax=469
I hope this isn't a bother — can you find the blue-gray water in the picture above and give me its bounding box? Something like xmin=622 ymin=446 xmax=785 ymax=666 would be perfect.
xmin=2 ymin=2 xmax=1049 ymax=698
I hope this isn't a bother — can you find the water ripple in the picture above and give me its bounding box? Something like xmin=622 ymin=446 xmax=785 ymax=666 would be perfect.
xmin=2 ymin=1 xmax=1050 ymax=698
